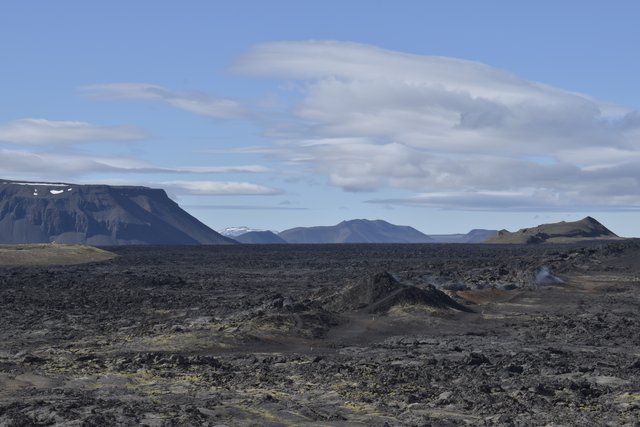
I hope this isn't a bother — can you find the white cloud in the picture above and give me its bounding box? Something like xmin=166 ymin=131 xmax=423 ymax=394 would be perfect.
xmin=120 ymin=164 xmax=270 ymax=174
xmin=184 ymin=204 xmax=307 ymax=210
xmin=162 ymin=180 xmax=282 ymax=196
xmin=0 ymin=118 xmax=147 ymax=145
xmin=0 ymin=148 xmax=146 ymax=178
xmin=172 ymin=165 xmax=270 ymax=173
xmin=366 ymin=188 xmax=640 ymax=212
xmin=83 ymin=83 xmax=247 ymax=119
xmin=230 ymin=40 xmax=640 ymax=210
xmin=0 ymin=148 xmax=269 ymax=181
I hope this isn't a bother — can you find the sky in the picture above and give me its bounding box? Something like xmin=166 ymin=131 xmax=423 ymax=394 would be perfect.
xmin=2 ymin=1 xmax=640 ymax=236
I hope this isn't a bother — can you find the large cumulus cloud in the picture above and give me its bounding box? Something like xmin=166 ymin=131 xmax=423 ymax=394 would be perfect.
xmin=231 ymin=41 xmax=640 ymax=210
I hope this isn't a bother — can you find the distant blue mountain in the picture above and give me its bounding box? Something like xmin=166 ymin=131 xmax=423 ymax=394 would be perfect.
xmin=278 ymin=219 xmax=434 ymax=244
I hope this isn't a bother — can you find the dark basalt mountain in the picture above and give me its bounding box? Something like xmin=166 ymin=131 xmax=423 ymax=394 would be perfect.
xmin=234 ymin=230 xmax=287 ymax=244
xmin=278 ymin=219 xmax=434 ymax=244
xmin=0 ymin=179 xmax=236 ymax=245
xmin=485 ymin=216 xmax=621 ymax=244
xmin=428 ymin=229 xmax=498 ymax=243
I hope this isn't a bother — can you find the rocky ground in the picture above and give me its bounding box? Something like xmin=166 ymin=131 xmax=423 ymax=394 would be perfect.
xmin=0 ymin=241 xmax=639 ymax=426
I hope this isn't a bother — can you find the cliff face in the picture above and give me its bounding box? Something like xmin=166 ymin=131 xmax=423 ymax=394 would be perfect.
xmin=0 ymin=180 xmax=236 ymax=245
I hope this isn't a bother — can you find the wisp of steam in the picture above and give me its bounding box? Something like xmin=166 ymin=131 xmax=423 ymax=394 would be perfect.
xmin=534 ymin=266 xmax=563 ymax=285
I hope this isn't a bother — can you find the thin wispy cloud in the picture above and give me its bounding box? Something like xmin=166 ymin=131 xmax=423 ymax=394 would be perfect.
xmin=366 ymin=190 xmax=640 ymax=212
xmin=0 ymin=148 xmax=269 ymax=181
xmin=155 ymin=165 xmax=270 ymax=174
xmin=0 ymin=118 xmax=147 ymax=145
xmin=0 ymin=148 xmax=152 ymax=178
xmin=162 ymin=180 xmax=282 ymax=196
xmin=227 ymin=40 xmax=640 ymax=210
xmin=83 ymin=83 xmax=247 ymax=119
xmin=184 ymin=204 xmax=307 ymax=210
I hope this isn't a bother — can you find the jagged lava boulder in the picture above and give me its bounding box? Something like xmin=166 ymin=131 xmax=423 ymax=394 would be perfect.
xmin=326 ymin=271 xmax=472 ymax=314
xmin=0 ymin=179 xmax=236 ymax=245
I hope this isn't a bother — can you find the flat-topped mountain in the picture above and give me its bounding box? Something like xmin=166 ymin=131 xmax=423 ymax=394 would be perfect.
xmin=485 ymin=216 xmax=621 ymax=244
xmin=278 ymin=219 xmax=434 ymax=244
xmin=0 ymin=179 xmax=235 ymax=245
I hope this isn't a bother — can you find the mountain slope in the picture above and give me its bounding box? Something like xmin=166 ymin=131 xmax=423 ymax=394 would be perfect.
xmin=484 ymin=216 xmax=621 ymax=244
xmin=278 ymin=219 xmax=433 ymax=244
xmin=235 ymin=230 xmax=287 ymax=244
xmin=0 ymin=179 xmax=236 ymax=245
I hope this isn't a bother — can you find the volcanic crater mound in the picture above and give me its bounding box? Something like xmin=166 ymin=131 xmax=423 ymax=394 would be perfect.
xmin=325 ymin=271 xmax=473 ymax=314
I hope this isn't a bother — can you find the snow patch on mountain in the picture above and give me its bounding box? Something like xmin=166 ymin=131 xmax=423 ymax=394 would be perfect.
xmin=219 ymin=226 xmax=263 ymax=237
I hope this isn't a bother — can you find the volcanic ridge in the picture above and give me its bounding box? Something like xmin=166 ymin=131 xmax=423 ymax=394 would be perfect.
xmin=485 ymin=216 xmax=621 ymax=244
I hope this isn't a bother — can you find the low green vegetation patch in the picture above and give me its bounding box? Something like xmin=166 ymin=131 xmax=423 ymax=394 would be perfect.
xmin=0 ymin=244 xmax=116 ymax=266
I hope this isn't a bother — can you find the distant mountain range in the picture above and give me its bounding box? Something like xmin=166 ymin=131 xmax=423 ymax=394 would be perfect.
xmin=225 ymin=219 xmax=497 ymax=244
xmin=0 ymin=179 xmax=235 ymax=245
xmin=226 ymin=216 xmax=624 ymax=245
xmin=1 ymin=179 xmax=622 ymax=246
xmin=485 ymin=216 xmax=620 ymax=244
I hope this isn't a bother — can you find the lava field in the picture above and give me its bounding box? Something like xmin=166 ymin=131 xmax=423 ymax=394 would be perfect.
xmin=1 ymin=242 xmax=639 ymax=426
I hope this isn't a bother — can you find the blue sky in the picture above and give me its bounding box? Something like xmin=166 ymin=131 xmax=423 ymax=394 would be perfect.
xmin=2 ymin=1 xmax=640 ymax=235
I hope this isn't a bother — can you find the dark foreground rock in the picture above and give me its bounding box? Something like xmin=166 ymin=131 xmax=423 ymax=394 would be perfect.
xmin=0 ymin=241 xmax=639 ymax=425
